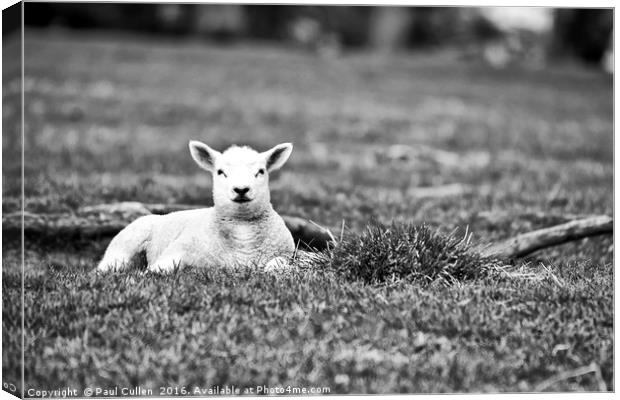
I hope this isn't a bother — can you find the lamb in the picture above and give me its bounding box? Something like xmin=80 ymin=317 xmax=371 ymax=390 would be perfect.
xmin=97 ymin=141 xmax=296 ymax=273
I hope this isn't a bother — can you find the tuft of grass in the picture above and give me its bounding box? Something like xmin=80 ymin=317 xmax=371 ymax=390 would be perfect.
xmin=320 ymin=221 xmax=500 ymax=285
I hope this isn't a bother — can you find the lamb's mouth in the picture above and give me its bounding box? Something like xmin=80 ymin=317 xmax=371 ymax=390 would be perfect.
xmin=232 ymin=197 xmax=252 ymax=204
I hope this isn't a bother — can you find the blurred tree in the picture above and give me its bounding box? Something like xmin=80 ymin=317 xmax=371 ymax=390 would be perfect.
xmin=408 ymin=8 xmax=479 ymax=47
xmin=551 ymin=9 xmax=613 ymax=64
xmin=25 ymin=3 xmax=159 ymax=32
xmin=319 ymin=6 xmax=371 ymax=47
xmin=368 ymin=7 xmax=412 ymax=51
xmin=23 ymin=2 xmax=56 ymax=27
xmin=194 ymin=5 xmax=245 ymax=40
xmin=285 ymin=6 xmax=370 ymax=56
xmin=153 ymin=4 xmax=195 ymax=35
xmin=243 ymin=5 xmax=292 ymax=39
xmin=475 ymin=8 xmax=553 ymax=69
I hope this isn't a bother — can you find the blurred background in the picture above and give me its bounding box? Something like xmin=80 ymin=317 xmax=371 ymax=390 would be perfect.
xmin=3 ymin=4 xmax=613 ymax=226
xmin=19 ymin=4 xmax=614 ymax=71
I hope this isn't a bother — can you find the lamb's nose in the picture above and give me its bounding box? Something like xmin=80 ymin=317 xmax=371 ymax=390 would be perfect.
xmin=233 ymin=187 xmax=250 ymax=195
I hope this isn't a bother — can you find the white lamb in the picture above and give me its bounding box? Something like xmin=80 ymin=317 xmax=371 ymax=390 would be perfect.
xmin=97 ymin=141 xmax=295 ymax=273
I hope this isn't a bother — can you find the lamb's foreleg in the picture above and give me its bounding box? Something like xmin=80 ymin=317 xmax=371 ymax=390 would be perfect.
xmin=264 ymin=256 xmax=291 ymax=272
xmin=148 ymin=251 xmax=184 ymax=274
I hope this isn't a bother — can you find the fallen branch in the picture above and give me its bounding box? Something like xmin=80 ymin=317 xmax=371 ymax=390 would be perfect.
xmin=475 ymin=210 xmax=597 ymax=226
xmin=3 ymin=202 xmax=335 ymax=251
xmin=480 ymin=215 xmax=613 ymax=259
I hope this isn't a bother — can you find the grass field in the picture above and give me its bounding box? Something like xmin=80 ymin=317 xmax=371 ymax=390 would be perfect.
xmin=2 ymin=29 xmax=614 ymax=394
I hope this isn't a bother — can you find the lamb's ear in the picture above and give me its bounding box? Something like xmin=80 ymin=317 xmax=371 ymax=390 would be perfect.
xmin=263 ymin=143 xmax=293 ymax=172
xmin=189 ymin=140 xmax=220 ymax=172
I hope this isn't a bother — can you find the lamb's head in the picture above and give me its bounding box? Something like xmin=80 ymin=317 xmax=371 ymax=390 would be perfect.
xmin=189 ymin=140 xmax=292 ymax=218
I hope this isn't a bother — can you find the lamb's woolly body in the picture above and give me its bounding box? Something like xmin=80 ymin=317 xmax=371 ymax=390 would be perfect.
xmin=97 ymin=141 xmax=295 ymax=273
xmin=99 ymin=208 xmax=293 ymax=271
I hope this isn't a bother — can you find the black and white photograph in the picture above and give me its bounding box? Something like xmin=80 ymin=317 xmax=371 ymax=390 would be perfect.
xmin=1 ymin=1 xmax=615 ymax=396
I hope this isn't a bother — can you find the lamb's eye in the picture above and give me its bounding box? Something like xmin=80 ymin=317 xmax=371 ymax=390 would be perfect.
xmin=255 ymin=168 xmax=265 ymax=177
xmin=217 ymin=169 xmax=227 ymax=177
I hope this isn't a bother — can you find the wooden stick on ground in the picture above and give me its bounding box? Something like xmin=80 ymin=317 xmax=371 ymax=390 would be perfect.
xmin=479 ymin=215 xmax=613 ymax=259
xmin=475 ymin=210 xmax=598 ymax=226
